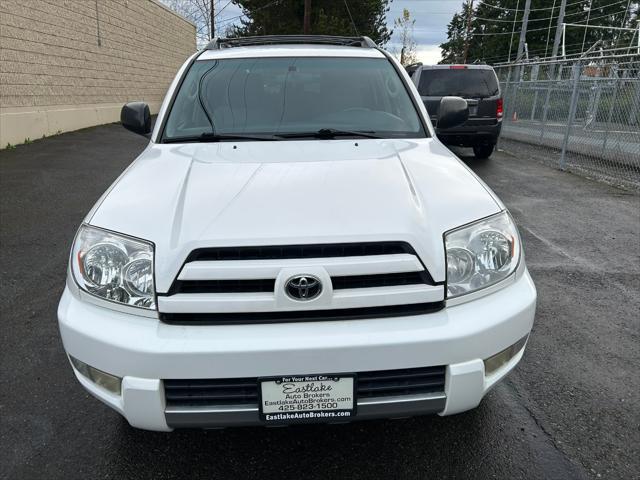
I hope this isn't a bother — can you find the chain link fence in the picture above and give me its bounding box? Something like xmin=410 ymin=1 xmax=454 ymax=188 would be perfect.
xmin=494 ymin=54 xmax=640 ymax=190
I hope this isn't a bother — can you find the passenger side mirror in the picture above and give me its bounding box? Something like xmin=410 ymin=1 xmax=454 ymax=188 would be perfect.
xmin=437 ymin=96 xmax=469 ymax=130
xmin=121 ymin=102 xmax=151 ymax=136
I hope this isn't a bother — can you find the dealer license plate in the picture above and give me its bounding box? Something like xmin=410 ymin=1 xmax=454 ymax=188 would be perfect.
xmin=259 ymin=374 xmax=355 ymax=423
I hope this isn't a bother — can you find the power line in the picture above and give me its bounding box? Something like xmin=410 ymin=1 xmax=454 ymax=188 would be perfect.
xmin=582 ymin=0 xmax=595 ymax=51
xmin=507 ymin=0 xmax=520 ymax=60
xmin=619 ymin=0 xmax=631 ymax=27
xmin=571 ymin=7 xmax=630 ymax=24
xmin=476 ymin=0 xmax=584 ymax=12
xmin=471 ymin=24 xmax=569 ymax=35
xmin=473 ymin=0 xmax=629 ymax=23
xmin=214 ymin=0 xmax=233 ymax=18
xmin=516 ymin=0 xmax=532 ymax=63
xmin=549 ymin=0 xmax=567 ymax=64
xmin=215 ymin=0 xmax=285 ymax=26
xmin=564 ymin=1 xmax=629 ymax=17
xmin=464 ymin=0 xmax=476 ymax=63
xmin=612 ymin=0 xmax=633 ymax=48
xmin=479 ymin=41 xmax=588 ymax=62
xmin=544 ymin=0 xmax=559 ymax=57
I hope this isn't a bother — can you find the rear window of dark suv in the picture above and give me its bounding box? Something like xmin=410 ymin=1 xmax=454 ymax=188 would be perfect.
xmin=418 ymin=69 xmax=499 ymax=98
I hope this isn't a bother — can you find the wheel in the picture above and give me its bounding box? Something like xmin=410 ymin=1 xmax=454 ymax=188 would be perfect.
xmin=473 ymin=144 xmax=494 ymax=159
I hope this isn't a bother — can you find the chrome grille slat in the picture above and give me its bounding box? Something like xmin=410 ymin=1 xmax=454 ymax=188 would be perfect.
xmin=178 ymin=254 xmax=425 ymax=281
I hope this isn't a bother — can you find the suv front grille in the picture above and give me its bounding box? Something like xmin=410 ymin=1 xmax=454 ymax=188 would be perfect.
xmin=158 ymin=241 xmax=444 ymax=324
xmin=164 ymin=366 xmax=447 ymax=408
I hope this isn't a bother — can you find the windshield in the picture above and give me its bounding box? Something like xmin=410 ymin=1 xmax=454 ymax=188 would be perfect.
xmin=163 ymin=57 xmax=425 ymax=141
xmin=418 ymin=69 xmax=499 ymax=98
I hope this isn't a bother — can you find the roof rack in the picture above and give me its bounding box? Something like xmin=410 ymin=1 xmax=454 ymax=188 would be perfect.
xmin=204 ymin=35 xmax=377 ymax=50
xmin=404 ymin=62 xmax=423 ymax=73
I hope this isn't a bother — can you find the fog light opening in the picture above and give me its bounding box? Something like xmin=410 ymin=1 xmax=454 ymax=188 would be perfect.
xmin=69 ymin=356 xmax=122 ymax=395
xmin=483 ymin=335 xmax=529 ymax=376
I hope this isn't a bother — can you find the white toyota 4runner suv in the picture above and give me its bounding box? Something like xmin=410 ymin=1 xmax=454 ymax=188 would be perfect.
xmin=58 ymin=36 xmax=536 ymax=431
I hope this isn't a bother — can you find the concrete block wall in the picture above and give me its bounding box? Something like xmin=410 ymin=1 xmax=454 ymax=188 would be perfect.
xmin=0 ymin=0 xmax=196 ymax=147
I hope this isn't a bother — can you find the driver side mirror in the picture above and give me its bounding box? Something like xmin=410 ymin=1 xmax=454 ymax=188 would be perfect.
xmin=437 ymin=96 xmax=469 ymax=130
xmin=121 ymin=102 xmax=151 ymax=136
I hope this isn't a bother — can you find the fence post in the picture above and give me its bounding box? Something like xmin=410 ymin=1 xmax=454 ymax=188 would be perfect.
xmin=560 ymin=63 xmax=581 ymax=170
xmin=600 ymin=71 xmax=619 ymax=158
xmin=504 ymin=66 xmax=513 ymax=117
xmin=512 ymin=74 xmax=522 ymax=122
xmin=630 ymin=76 xmax=640 ymax=126
xmin=530 ymin=63 xmax=539 ymax=121
xmin=539 ymin=61 xmax=559 ymax=140
xmin=498 ymin=66 xmax=513 ymax=151
xmin=586 ymin=79 xmax=602 ymax=129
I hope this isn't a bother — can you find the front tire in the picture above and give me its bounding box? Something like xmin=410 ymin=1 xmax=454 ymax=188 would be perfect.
xmin=473 ymin=144 xmax=494 ymax=159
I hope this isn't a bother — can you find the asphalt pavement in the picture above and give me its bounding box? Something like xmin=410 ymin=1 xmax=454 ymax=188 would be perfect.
xmin=1 ymin=124 xmax=638 ymax=480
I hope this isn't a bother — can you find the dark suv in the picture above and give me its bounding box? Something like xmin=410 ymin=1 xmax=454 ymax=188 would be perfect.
xmin=412 ymin=64 xmax=503 ymax=159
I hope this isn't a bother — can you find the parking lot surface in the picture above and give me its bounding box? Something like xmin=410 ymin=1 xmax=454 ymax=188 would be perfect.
xmin=1 ymin=124 xmax=638 ymax=479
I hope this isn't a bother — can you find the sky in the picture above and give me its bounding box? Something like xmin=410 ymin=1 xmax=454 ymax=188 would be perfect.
xmin=386 ymin=0 xmax=461 ymax=63
xmin=212 ymin=0 xmax=462 ymax=64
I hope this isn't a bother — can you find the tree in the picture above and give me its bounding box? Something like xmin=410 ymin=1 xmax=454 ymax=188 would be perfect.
xmin=440 ymin=0 xmax=639 ymax=65
xmin=394 ymin=8 xmax=418 ymax=66
xmin=163 ymin=0 xmax=215 ymax=46
xmin=440 ymin=3 xmax=471 ymax=63
xmin=229 ymin=0 xmax=393 ymax=45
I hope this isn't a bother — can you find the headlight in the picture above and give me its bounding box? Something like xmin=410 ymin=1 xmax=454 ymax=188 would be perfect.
xmin=71 ymin=225 xmax=156 ymax=309
xmin=445 ymin=211 xmax=520 ymax=298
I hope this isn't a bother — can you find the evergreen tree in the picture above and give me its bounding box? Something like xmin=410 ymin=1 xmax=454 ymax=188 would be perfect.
xmin=230 ymin=0 xmax=393 ymax=45
xmin=440 ymin=2 xmax=472 ymax=63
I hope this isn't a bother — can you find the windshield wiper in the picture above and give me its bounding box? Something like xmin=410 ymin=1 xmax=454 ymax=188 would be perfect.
xmin=276 ymin=128 xmax=382 ymax=140
xmin=163 ymin=132 xmax=279 ymax=143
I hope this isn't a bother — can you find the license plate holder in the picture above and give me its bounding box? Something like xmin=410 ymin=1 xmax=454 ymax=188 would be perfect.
xmin=259 ymin=374 xmax=356 ymax=423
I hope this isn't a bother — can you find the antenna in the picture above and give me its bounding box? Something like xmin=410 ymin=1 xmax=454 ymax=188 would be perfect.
xmin=343 ymin=0 xmax=359 ymax=36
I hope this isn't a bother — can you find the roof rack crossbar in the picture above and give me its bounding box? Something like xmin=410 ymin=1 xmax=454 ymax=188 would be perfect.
xmin=204 ymin=35 xmax=377 ymax=50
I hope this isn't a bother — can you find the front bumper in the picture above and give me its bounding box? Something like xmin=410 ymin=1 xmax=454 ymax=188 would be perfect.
xmin=58 ymin=268 xmax=536 ymax=431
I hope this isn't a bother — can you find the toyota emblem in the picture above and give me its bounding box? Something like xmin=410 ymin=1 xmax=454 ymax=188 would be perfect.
xmin=286 ymin=275 xmax=322 ymax=301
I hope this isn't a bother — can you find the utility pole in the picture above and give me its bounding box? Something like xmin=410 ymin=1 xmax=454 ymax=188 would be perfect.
xmin=513 ymin=0 xmax=531 ymax=80
xmin=540 ymin=0 xmax=567 ymax=143
xmin=462 ymin=0 xmax=474 ymax=64
xmin=214 ymin=0 xmax=216 ymax=40
xmin=550 ymin=0 xmax=567 ymax=61
xmin=304 ymin=0 xmax=311 ymax=34
xmin=515 ymin=0 xmax=531 ymax=64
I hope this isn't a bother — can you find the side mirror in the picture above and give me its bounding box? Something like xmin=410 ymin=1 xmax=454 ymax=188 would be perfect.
xmin=437 ymin=96 xmax=469 ymax=130
xmin=121 ymin=102 xmax=151 ymax=136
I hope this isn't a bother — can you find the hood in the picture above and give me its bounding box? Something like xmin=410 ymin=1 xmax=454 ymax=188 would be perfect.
xmin=89 ymin=139 xmax=501 ymax=292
